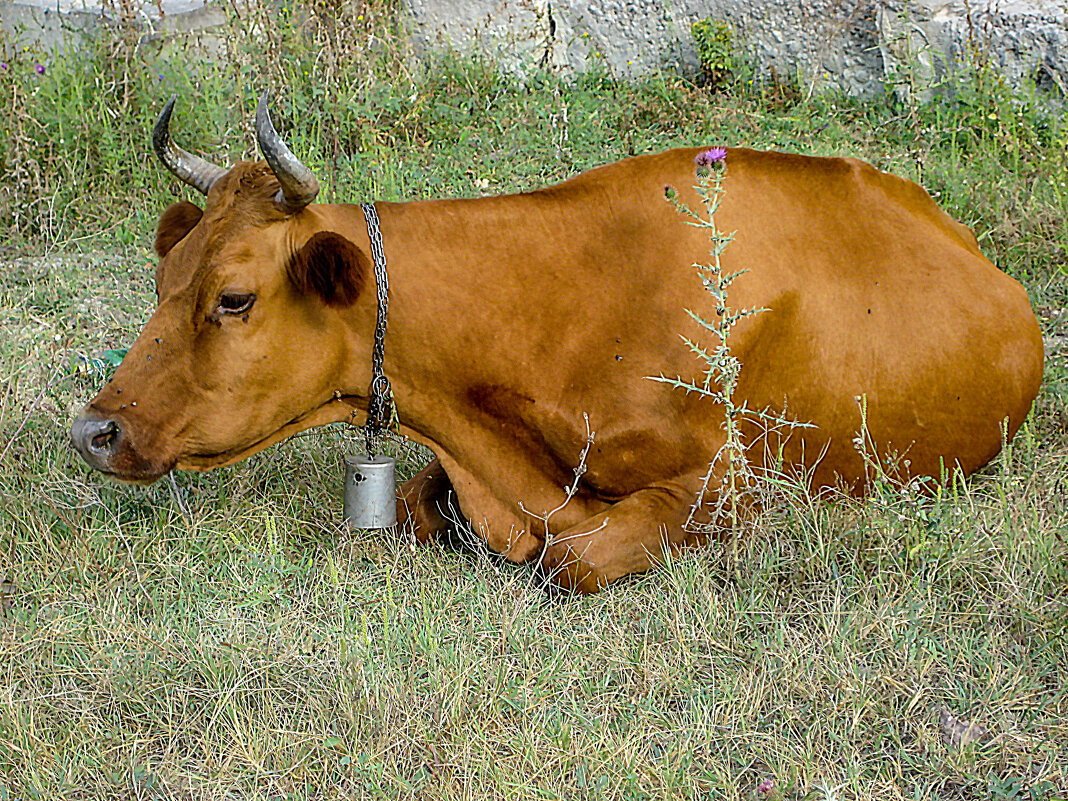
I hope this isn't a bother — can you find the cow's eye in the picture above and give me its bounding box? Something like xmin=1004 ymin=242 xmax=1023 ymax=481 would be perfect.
xmin=217 ymin=292 xmax=256 ymax=315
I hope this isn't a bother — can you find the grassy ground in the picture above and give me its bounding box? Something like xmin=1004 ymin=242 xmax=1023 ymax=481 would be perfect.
xmin=1 ymin=4 xmax=1067 ymax=799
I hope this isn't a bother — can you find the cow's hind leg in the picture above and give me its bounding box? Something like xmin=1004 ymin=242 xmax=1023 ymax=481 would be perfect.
xmin=539 ymin=484 xmax=702 ymax=594
xmin=396 ymin=458 xmax=461 ymax=543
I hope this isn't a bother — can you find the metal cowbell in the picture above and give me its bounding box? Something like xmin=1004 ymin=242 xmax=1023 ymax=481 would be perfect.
xmin=343 ymin=454 xmax=397 ymax=529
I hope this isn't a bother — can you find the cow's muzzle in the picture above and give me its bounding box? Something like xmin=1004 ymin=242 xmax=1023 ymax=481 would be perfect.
xmin=71 ymin=408 xmax=177 ymax=483
xmin=71 ymin=413 xmax=124 ymax=472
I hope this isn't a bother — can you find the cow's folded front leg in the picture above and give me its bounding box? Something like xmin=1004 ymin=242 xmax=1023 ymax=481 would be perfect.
xmin=396 ymin=458 xmax=460 ymax=543
xmin=538 ymin=484 xmax=705 ymax=594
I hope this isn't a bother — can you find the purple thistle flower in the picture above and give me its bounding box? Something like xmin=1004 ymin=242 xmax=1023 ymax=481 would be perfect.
xmin=0 ymin=62 xmax=8 ymax=70
xmin=757 ymin=778 xmax=775 ymax=795
xmin=34 ymin=63 xmax=46 ymax=75
xmin=695 ymin=147 xmax=727 ymax=167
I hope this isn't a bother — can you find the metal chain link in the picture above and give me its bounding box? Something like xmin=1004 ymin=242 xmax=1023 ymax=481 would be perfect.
xmin=361 ymin=203 xmax=392 ymax=457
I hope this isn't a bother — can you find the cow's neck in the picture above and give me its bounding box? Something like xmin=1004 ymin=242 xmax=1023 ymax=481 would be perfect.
xmin=306 ymin=197 xmax=546 ymax=453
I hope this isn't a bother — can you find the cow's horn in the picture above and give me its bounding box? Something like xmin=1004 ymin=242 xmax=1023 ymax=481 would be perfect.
xmin=152 ymin=97 xmax=226 ymax=196
xmin=255 ymin=93 xmax=320 ymax=213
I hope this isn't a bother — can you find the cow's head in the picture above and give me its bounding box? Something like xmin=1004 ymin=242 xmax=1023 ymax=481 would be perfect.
xmin=71 ymin=96 xmax=373 ymax=482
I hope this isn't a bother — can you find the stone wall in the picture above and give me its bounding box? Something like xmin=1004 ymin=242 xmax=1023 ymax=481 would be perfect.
xmin=405 ymin=0 xmax=885 ymax=95
xmin=877 ymin=0 xmax=1068 ymax=99
xmin=404 ymin=0 xmax=1068 ymax=97
xmin=3 ymin=0 xmax=1066 ymax=98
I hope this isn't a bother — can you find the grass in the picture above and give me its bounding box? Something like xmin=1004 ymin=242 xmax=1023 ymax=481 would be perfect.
xmin=1 ymin=2 xmax=1067 ymax=798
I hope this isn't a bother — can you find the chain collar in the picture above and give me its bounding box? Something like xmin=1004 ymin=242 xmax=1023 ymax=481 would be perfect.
xmin=360 ymin=203 xmax=392 ymax=457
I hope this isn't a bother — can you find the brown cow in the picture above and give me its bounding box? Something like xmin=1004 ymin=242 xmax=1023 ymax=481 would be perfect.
xmin=71 ymin=97 xmax=1044 ymax=593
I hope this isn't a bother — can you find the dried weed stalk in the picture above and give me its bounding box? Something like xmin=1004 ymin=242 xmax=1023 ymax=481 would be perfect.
xmin=651 ymin=151 xmax=811 ymax=535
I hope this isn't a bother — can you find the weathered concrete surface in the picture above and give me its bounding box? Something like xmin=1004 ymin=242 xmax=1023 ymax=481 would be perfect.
xmin=403 ymin=0 xmax=1068 ymax=96
xmin=2 ymin=0 xmax=1065 ymax=98
xmin=0 ymin=0 xmax=226 ymax=54
xmin=403 ymin=0 xmax=883 ymax=94
xmin=878 ymin=0 xmax=1068 ymax=100
xmin=551 ymin=0 xmax=882 ymax=95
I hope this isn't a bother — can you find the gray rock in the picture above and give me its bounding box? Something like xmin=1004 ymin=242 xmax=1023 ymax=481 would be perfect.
xmin=878 ymin=0 xmax=1068 ymax=101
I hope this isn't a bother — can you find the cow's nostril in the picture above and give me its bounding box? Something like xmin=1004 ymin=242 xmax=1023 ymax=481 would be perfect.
xmin=72 ymin=415 xmax=124 ymax=471
xmin=90 ymin=421 xmax=119 ymax=452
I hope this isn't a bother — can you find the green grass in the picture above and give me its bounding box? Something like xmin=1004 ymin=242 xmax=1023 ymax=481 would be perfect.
xmin=1 ymin=4 xmax=1067 ymax=798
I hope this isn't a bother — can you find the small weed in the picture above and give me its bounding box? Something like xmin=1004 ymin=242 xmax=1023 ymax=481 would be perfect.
xmin=691 ymin=18 xmax=734 ymax=90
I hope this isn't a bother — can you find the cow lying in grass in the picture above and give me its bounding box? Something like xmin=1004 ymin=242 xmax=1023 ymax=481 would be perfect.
xmin=71 ymin=96 xmax=1044 ymax=593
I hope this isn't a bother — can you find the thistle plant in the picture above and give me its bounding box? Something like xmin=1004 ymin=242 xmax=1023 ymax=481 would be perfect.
xmin=652 ymin=148 xmax=808 ymax=533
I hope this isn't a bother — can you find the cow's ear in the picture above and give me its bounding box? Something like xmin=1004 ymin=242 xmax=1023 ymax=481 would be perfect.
xmin=155 ymin=201 xmax=203 ymax=257
xmin=287 ymin=231 xmax=369 ymax=307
